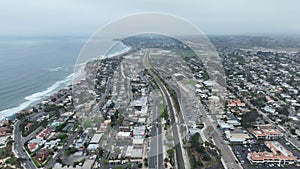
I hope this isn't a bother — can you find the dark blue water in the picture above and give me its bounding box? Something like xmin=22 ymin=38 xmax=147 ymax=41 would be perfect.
xmin=0 ymin=37 xmax=85 ymax=119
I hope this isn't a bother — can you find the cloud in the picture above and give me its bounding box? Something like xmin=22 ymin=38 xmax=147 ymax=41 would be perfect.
xmin=0 ymin=0 xmax=299 ymax=36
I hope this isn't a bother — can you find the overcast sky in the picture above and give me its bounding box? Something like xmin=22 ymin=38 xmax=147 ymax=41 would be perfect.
xmin=1 ymin=0 xmax=300 ymax=36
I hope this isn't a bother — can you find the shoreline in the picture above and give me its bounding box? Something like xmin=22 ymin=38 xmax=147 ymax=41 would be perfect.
xmin=0 ymin=74 xmax=73 ymax=121
xmin=0 ymin=46 xmax=134 ymax=122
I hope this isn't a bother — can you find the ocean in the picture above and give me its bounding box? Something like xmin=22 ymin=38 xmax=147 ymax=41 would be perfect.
xmin=0 ymin=36 xmax=130 ymax=120
xmin=0 ymin=37 xmax=85 ymax=120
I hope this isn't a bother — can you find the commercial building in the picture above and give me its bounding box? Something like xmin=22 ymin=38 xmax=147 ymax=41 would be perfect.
xmin=218 ymin=121 xmax=233 ymax=130
xmin=125 ymin=146 xmax=143 ymax=159
xmin=116 ymin=132 xmax=131 ymax=139
xmin=132 ymin=126 xmax=146 ymax=138
xmin=87 ymin=144 xmax=99 ymax=152
xmin=133 ymin=138 xmax=144 ymax=148
xmin=252 ymin=127 xmax=283 ymax=140
xmin=226 ymin=113 xmax=241 ymax=126
xmin=90 ymin=133 xmax=103 ymax=144
xmin=225 ymin=130 xmax=250 ymax=143
xmin=247 ymin=141 xmax=298 ymax=165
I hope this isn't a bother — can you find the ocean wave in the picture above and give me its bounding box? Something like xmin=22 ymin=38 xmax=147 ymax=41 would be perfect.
xmin=45 ymin=67 xmax=62 ymax=72
xmin=105 ymin=46 xmax=132 ymax=58
xmin=0 ymin=73 xmax=74 ymax=121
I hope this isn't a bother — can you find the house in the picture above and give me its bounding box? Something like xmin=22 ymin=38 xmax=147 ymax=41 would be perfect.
xmin=25 ymin=122 xmax=34 ymax=131
xmin=44 ymin=139 xmax=60 ymax=149
xmin=263 ymin=106 xmax=276 ymax=114
xmin=228 ymin=99 xmax=246 ymax=107
xmin=53 ymin=159 xmax=95 ymax=169
xmin=265 ymin=96 xmax=275 ymax=103
xmin=0 ymin=127 xmax=11 ymax=136
xmin=0 ymin=136 xmax=9 ymax=146
xmin=36 ymin=129 xmax=51 ymax=140
xmin=28 ymin=142 xmax=39 ymax=152
xmin=28 ymin=138 xmax=45 ymax=152
xmin=35 ymin=149 xmax=50 ymax=164
xmin=75 ymin=132 xmax=89 ymax=148
xmin=1 ymin=120 xmax=10 ymax=127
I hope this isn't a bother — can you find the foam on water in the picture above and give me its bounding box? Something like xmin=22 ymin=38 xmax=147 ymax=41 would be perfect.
xmin=45 ymin=66 xmax=62 ymax=72
xmin=0 ymin=73 xmax=73 ymax=121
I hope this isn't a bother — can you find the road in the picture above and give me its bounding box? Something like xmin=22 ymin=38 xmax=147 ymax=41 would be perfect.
xmin=175 ymin=80 xmax=241 ymax=169
xmin=13 ymin=120 xmax=37 ymax=169
xmin=12 ymin=90 xmax=74 ymax=169
xmin=86 ymin=77 xmax=111 ymax=122
xmin=148 ymin=90 xmax=164 ymax=169
xmin=23 ymin=126 xmax=43 ymax=143
xmin=97 ymin=78 xmax=111 ymax=111
xmin=45 ymin=131 xmax=79 ymax=169
xmin=198 ymin=98 xmax=242 ymax=169
xmin=243 ymin=98 xmax=300 ymax=150
xmin=143 ymin=49 xmax=185 ymax=169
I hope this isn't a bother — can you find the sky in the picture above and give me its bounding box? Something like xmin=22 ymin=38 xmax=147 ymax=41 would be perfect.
xmin=1 ymin=0 xmax=300 ymax=37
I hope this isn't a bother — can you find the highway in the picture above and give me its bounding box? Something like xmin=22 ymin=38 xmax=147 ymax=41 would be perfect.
xmin=144 ymin=49 xmax=242 ymax=169
xmin=148 ymin=90 xmax=164 ymax=169
xmin=143 ymin=49 xmax=185 ymax=169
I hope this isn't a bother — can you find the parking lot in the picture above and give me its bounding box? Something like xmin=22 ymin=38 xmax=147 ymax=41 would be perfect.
xmin=231 ymin=138 xmax=300 ymax=169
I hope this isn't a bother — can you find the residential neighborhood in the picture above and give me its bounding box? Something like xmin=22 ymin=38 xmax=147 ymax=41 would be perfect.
xmin=0 ymin=35 xmax=299 ymax=169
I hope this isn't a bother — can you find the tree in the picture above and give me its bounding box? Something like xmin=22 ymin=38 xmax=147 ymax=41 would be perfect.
xmin=197 ymin=160 xmax=203 ymax=166
xmin=58 ymin=134 xmax=68 ymax=141
xmin=143 ymin=158 xmax=148 ymax=167
xmin=97 ymin=148 xmax=104 ymax=157
xmin=241 ymin=109 xmax=258 ymax=127
xmin=32 ymin=107 xmax=38 ymax=113
xmin=103 ymin=159 xmax=109 ymax=164
xmin=196 ymin=145 xmax=205 ymax=153
xmin=276 ymin=106 xmax=289 ymax=116
xmin=190 ymin=133 xmax=200 ymax=147
xmin=202 ymin=154 xmax=211 ymax=161
xmin=290 ymin=129 xmax=296 ymax=135
xmin=114 ymin=147 xmax=121 ymax=155
xmin=65 ymin=147 xmax=77 ymax=156
xmin=167 ymin=148 xmax=175 ymax=156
